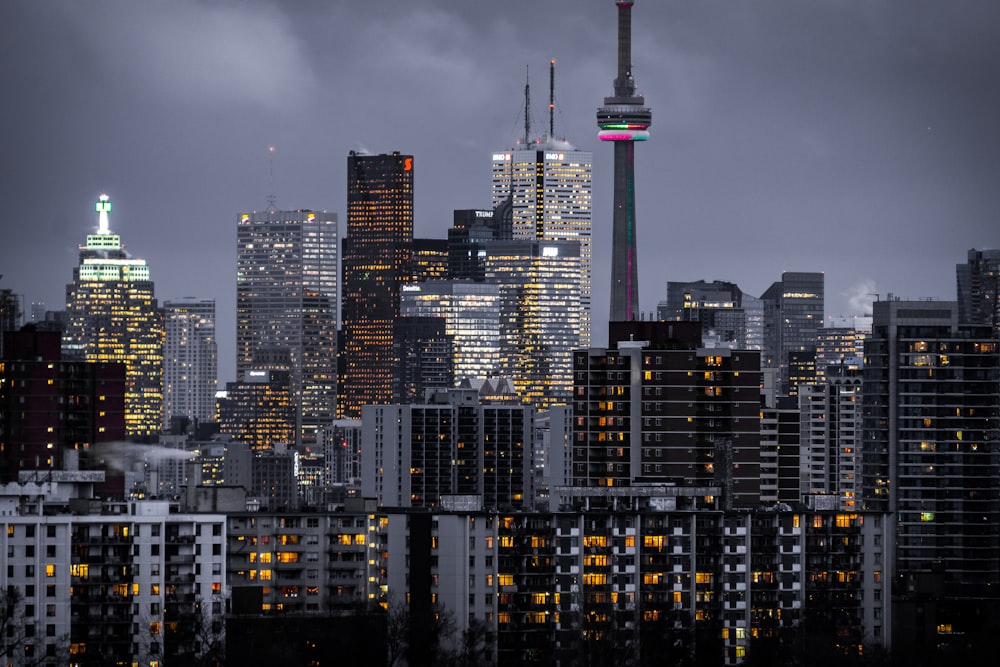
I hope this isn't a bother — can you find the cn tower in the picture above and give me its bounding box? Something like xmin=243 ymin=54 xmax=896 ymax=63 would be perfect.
xmin=597 ymin=0 xmax=651 ymax=322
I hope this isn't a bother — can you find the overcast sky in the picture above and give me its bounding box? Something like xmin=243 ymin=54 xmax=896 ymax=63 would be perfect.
xmin=2 ymin=0 xmax=998 ymax=384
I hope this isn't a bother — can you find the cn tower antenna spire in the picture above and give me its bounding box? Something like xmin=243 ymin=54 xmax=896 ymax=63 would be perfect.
xmin=523 ymin=65 xmax=531 ymax=145
xmin=549 ymin=59 xmax=556 ymax=139
xmin=597 ymin=0 xmax=651 ymax=322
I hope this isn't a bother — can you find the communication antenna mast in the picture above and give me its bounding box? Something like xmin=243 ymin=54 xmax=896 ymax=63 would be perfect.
xmin=549 ymin=59 xmax=555 ymax=139
xmin=265 ymin=146 xmax=277 ymax=212
xmin=523 ymin=65 xmax=531 ymax=145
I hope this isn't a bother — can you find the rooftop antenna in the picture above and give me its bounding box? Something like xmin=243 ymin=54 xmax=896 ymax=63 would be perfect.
xmin=265 ymin=146 xmax=277 ymax=212
xmin=523 ymin=65 xmax=531 ymax=145
xmin=549 ymin=59 xmax=555 ymax=140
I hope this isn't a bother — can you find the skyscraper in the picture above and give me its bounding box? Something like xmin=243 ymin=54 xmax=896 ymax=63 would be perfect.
xmin=399 ymin=281 xmax=501 ymax=384
xmin=483 ymin=239 xmax=583 ymax=409
xmin=492 ymin=62 xmax=592 ymax=346
xmin=760 ymin=271 xmax=825 ymax=395
xmin=862 ymin=299 xmax=1000 ymax=593
xmin=597 ymin=0 xmax=652 ymax=322
xmin=64 ymin=194 xmax=164 ymax=438
xmin=236 ymin=207 xmax=337 ymax=444
xmin=162 ymin=298 xmax=217 ymax=430
xmin=340 ymin=151 xmax=414 ymax=419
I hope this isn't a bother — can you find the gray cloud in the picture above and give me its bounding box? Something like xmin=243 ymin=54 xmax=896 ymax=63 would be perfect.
xmin=2 ymin=0 xmax=998 ymax=383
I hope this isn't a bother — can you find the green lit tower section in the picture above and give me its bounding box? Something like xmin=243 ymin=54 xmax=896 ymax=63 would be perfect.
xmin=65 ymin=194 xmax=163 ymax=438
xmin=597 ymin=0 xmax=651 ymax=322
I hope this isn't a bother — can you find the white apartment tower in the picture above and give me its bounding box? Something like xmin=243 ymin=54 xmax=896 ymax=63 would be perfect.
xmin=162 ymin=298 xmax=217 ymax=430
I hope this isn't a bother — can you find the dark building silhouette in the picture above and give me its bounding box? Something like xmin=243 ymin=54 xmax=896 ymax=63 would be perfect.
xmin=862 ymin=298 xmax=1000 ymax=659
xmin=0 ymin=327 xmax=125 ymax=482
xmin=340 ymin=151 xmax=414 ymax=419
xmin=956 ymin=247 xmax=1000 ymax=333
xmin=760 ymin=271 xmax=824 ymax=396
xmin=393 ymin=316 xmax=454 ymax=404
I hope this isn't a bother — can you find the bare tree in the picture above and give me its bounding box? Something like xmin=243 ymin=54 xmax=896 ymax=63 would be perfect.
xmin=0 ymin=586 xmax=69 ymax=667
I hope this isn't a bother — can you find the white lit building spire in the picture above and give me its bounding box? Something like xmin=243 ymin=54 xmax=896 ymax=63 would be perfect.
xmin=96 ymin=193 xmax=112 ymax=234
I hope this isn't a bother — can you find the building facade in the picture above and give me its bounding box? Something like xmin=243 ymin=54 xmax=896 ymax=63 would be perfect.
xmin=236 ymin=207 xmax=338 ymax=445
xmin=162 ymin=298 xmax=217 ymax=431
xmin=760 ymin=271 xmax=824 ymax=396
xmin=0 ymin=480 xmax=226 ymax=667
xmin=491 ymin=144 xmax=592 ymax=346
xmin=64 ymin=195 xmax=163 ymax=438
xmin=571 ymin=322 xmax=762 ymax=509
xmin=341 ymin=151 xmax=414 ymax=419
xmin=399 ymin=281 xmax=501 ymax=385
xmin=361 ymin=389 xmax=534 ymax=511
xmin=0 ymin=328 xmax=125 ymax=483
xmin=861 ymin=300 xmax=1000 ymax=593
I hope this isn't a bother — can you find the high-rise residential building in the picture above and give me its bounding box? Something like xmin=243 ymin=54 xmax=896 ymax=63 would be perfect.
xmin=571 ymin=321 xmax=762 ymax=509
xmin=760 ymin=271 xmax=824 ymax=396
xmin=596 ymin=0 xmax=651 ymax=323
xmin=1 ymin=483 xmax=227 ymax=666
xmin=492 ymin=73 xmax=592 ymax=345
xmin=399 ymin=281 xmax=501 ymax=384
xmin=1 ymin=327 xmax=125 ymax=482
xmin=361 ymin=388 xmax=533 ymax=510
xmin=236 ymin=207 xmax=337 ymax=445
xmin=862 ymin=299 xmax=1000 ymax=596
xmin=799 ymin=366 xmax=863 ymax=510
xmin=341 ymin=151 xmax=414 ymax=419
xmin=956 ymin=247 xmax=1000 ymax=333
xmin=660 ymin=280 xmax=764 ymax=350
xmin=162 ymin=298 xmax=217 ymax=430
xmin=64 ymin=194 xmax=164 ymax=438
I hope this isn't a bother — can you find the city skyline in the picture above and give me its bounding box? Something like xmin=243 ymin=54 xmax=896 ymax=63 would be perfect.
xmin=3 ymin=0 xmax=999 ymax=384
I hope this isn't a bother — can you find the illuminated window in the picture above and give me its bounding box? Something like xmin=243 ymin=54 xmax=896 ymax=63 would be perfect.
xmin=45 ymin=564 xmax=55 ymax=577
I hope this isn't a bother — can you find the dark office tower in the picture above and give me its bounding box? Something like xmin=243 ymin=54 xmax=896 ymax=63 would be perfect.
xmin=862 ymin=300 xmax=1000 ymax=596
xmin=597 ymin=0 xmax=652 ymax=323
xmin=448 ymin=207 xmax=512 ymax=282
xmin=393 ymin=316 xmax=454 ymax=403
xmin=0 ymin=289 xmax=21 ymax=359
xmin=237 ymin=208 xmax=337 ymax=446
xmin=341 ymin=151 xmax=414 ymax=419
xmin=64 ymin=194 xmax=164 ymax=438
xmin=412 ymin=238 xmax=449 ymax=283
xmin=217 ymin=369 xmax=295 ymax=451
xmin=163 ymin=298 xmax=217 ymax=431
xmin=661 ymin=279 xmax=764 ymax=350
xmin=1 ymin=327 xmax=125 ymax=481
xmin=957 ymin=247 xmax=1000 ymax=333
xmin=760 ymin=271 xmax=824 ymax=396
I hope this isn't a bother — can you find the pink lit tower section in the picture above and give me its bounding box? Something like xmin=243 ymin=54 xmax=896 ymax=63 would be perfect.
xmin=597 ymin=0 xmax=651 ymax=322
